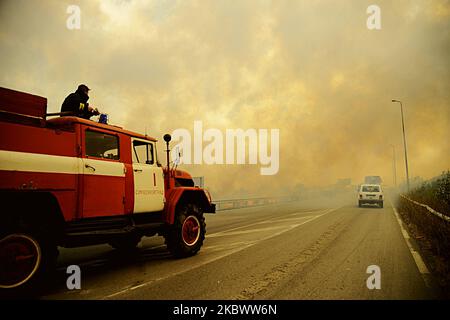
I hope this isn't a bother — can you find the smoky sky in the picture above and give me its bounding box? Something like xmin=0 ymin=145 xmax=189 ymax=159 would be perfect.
xmin=1 ymin=0 xmax=449 ymax=198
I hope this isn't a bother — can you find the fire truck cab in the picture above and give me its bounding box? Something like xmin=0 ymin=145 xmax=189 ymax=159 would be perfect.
xmin=0 ymin=87 xmax=215 ymax=293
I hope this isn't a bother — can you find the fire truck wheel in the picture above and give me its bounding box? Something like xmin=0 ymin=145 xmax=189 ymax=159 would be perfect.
xmin=165 ymin=203 xmax=206 ymax=258
xmin=109 ymin=235 xmax=142 ymax=251
xmin=0 ymin=232 xmax=58 ymax=295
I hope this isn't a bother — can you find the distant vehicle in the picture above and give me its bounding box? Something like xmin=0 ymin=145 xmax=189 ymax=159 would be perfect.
xmin=364 ymin=176 xmax=382 ymax=185
xmin=358 ymin=184 xmax=384 ymax=208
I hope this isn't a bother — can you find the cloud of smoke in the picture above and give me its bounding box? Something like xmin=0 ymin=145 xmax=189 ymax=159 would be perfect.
xmin=1 ymin=0 xmax=449 ymax=198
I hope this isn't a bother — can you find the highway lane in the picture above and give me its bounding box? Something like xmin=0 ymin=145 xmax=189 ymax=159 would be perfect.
xmin=42 ymin=195 xmax=437 ymax=300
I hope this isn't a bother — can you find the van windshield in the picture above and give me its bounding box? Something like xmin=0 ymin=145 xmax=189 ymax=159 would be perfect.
xmin=362 ymin=185 xmax=380 ymax=192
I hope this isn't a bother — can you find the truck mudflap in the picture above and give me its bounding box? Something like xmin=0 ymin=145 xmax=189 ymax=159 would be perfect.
xmin=203 ymin=189 xmax=215 ymax=214
xmin=205 ymin=202 xmax=216 ymax=214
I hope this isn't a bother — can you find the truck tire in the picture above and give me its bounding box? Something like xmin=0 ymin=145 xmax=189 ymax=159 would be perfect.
xmin=109 ymin=235 xmax=141 ymax=251
xmin=0 ymin=231 xmax=58 ymax=297
xmin=379 ymin=202 xmax=384 ymax=208
xmin=358 ymin=201 xmax=362 ymax=208
xmin=164 ymin=203 xmax=206 ymax=258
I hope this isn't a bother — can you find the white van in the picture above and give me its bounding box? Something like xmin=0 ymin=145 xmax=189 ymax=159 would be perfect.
xmin=358 ymin=184 xmax=384 ymax=208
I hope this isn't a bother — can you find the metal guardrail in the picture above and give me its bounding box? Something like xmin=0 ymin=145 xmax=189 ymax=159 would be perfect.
xmin=400 ymin=194 xmax=450 ymax=223
xmin=215 ymin=196 xmax=298 ymax=211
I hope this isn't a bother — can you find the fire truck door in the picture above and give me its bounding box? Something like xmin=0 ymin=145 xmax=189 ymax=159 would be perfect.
xmin=132 ymin=139 xmax=165 ymax=213
xmin=82 ymin=130 xmax=126 ymax=217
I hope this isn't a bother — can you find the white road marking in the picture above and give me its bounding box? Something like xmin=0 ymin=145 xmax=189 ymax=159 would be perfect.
xmin=101 ymin=207 xmax=340 ymax=299
xmin=207 ymin=225 xmax=289 ymax=238
xmin=270 ymin=215 xmax=317 ymax=223
xmin=390 ymin=201 xmax=430 ymax=276
xmin=205 ymin=241 xmax=257 ymax=252
xmin=290 ymin=211 xmax=325 ymax=216
xmin=209 ymin=209 xmax=330 ymax=236
xmin=208 ymin=215 xmax=318 ymax=238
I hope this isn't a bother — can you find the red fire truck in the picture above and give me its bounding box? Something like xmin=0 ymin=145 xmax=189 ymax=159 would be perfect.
xmin=0 ymin=87 xmax=215 ymax=292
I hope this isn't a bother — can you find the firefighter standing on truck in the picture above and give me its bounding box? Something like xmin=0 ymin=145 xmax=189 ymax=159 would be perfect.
xmin=61 ymin=84 xmax=100 ymax=119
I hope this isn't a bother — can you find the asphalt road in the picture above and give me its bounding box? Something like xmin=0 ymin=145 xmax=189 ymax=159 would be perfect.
xmin=42 ymin=194 xmax=437 ymax=300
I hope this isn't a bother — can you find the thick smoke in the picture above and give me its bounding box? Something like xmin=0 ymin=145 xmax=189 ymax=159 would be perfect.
xmin=1 ymin=0 xmax=449 ymax=198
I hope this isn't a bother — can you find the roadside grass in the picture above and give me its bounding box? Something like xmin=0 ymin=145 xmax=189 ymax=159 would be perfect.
xmin=407 ymin=171 xmax=450 ymax=215
xmin=396 ymin=171 xmax=450 ymax=298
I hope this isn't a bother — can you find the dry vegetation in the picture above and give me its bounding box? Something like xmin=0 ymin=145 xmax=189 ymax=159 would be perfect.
xmin=396 ymin=171 xmax=450 ymax=298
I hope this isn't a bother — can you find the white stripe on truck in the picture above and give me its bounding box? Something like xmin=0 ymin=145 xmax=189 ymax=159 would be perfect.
xmin=0 ymin=150 xmax=124 ymax=177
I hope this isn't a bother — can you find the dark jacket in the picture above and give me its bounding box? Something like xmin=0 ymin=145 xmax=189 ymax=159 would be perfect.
xmin=61 ymin=89 xmax=92 ymax=119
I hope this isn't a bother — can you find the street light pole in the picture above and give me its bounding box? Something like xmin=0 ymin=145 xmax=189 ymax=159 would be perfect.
xmin=392 ymin=99 xmax=410 ymax=191
xmin=390 ymin=144 xmax=397 ymax=187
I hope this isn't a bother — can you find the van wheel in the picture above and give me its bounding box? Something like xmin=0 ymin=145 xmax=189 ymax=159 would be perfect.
xmin=165 ymin=203 xmax=206 ymax=258
xmin=0 ymin=231 xmax=57 ymax=296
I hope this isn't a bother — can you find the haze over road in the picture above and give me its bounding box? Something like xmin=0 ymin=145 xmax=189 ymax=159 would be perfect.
xmin=2 ymin=1 xmax=449 ymax=199
xmin=43 ymin=194 xmax=436 ymax=300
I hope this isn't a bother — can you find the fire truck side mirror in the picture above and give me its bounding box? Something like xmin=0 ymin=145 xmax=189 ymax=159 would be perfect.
xmin=163 ymin=134 xmax=171 ymax=170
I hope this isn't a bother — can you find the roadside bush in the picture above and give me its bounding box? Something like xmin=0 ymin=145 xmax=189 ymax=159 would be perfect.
xmin=396 ymin=171 xmax=450 ymax=297
xmin=408 ymin=171 xmax=450 ymax=216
